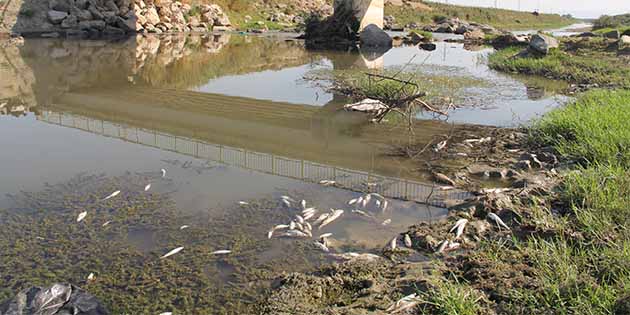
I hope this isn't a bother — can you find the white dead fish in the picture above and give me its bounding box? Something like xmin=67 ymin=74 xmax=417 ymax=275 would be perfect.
xmin=319 ymin=210 xmax=344 ymax=229
xmin=282 ymin=230 xmax=309 ymax=238
xmin=282 ymin=199 xmax=291 ymax=207
xmin=436 ymin=240 xmax=449 ymax=253
xmin=434 ymin=173 xmax=456 ymax=186
xmin=296 ymin=222 xmax=304 ymax=232
xmin=161 ymin=168 xmax=166 ymax=177
xmin=303 ymin=212 xmax=315 ymax=221
xmin=390 ymin=237 xmax=397 ymax=250
xmin=158 ymin=313 xmax=173 ymax=315
xmin=76 ymin=211 xmax=87 ymax=222
xmin=36 ymin=236 xmax=46 ymax=240
xmin=381 ymin=219 xmax=392 ymax=226
xmin=463 ymin=138 xmax=480 ymax=144
xmin=439 ymin=186 xmax=455 ymax=191
xmin=102 ymin=221 xmax=111 ymax=227
xmin=160 ymin=246 xmax=184 ymax=259
xmin=386 ymin=293 xmax=420 ymax=314
xmin=348 ymin=198 xmax=359 ymax=205
xmin=302 ymin=207 xmax=316 ymax=215
xmin=404 ymin=234 xmax=412 ymax=247
xmin=300 ymin=200 xmax=307 ymax=209
xmin=456 ymin=152 xmax=469 ymax=157
xmin=103 ymin=190 xmax=120 ymax=200
xmin=482 ymin=188 xmax=512 ymax=194
xmin=319 ymin=233 xmax=333 ymax=240
xmin=272 ymin=224 xmax=290 ymax=231
xmin=382 ymin=200 xmax=389 ymax=212
xmin=363 ymin=194 xmax=371 ymax=207
xmin=144 ymin=183 xmax=151 ymax=191
xmin=313 ymin=241 xmax=329 ymax=252
xmin=312 ymin=213 xmax=330 ymax=226
xmin=434 ymin=140 xmax=448 ymax=152
xmin=487 ymin=212 xmax=510 ymax=230
xmin=351 ymin=209 xmax=374 ymax=219
xmin=267 ymin=230 xmax=274 ymax=239
xmin=180 ymin=225 xmax=190 ymax=230
xmin=448 ymin=242 xmax=461 ymax=251
xmin=87 ymin=273 xmax=95 ymax=281
xmin=369 ymin=193 xmax=385 ymax=200
xmin=212 ymin=250 xmax=231 ymax=255
xmin=479 ymin=136 xmax=492 ymax=143
xmin=449 ymin=219 xmax=469 ymax=238
xmin=296 ymin=215 xmax=305 ymax=224
xmin=238 ymin=201 xmax=249 ymax=205
xmin=281 ymin=195 xmax=296 ymax=203
xmin=289 ymin=221 xmax=297 ymax=230
xmin=319 ymin=180 xmax=336 ymax=186
xmin=304 ymin=222 xmax=312 ymax=231
xmin=375 ymin=199 xmax=381 ymax=207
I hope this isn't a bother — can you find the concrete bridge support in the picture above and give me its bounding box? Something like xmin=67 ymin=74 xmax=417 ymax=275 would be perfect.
xmin=334 ymin=0 xmax=384 ymax=31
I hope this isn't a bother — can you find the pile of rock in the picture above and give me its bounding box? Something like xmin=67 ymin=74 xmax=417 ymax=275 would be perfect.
xmin=421 ymin=17 xmax=500 ymax=40
xmin=44 ymin=0 xmax=231 ymax=36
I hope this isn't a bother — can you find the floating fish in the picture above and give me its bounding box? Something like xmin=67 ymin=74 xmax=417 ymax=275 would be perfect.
xmin=404 ymin=234 xmax=412 ymax=247
xmin=319 ymin=210 xmax=344 ymax=229
xmin=313 ymin=213 xmax=329 ymax=226
xmin=144 ymin=183 xmax=151 ymax=191
xmin=87 ymin=273 xmax=95 ymax=281
xmin=272 ymin=224 xmax=289 ymax=231
xmin=211 ymin=250 xmax=231 ymax=255
xmin=180 ymin=225 xmax=190 ymax=230
xmin=487 ymin=213 xmax=510 ymax=230
xmin=289 ymin=221 xmax=297 ymax=230
xmin=300 ymin=200 xmax=306 ymax=209
xmin=161 ymin=169 xmax=166 ymax=177
xmin=238 ymin=201 xmax=249 ymax=205
xmin=304 ymin=222 xmax=312 ymax=231
xmin=381 ymin=219 xmax=392 ymax=226
xmin=302 ymin=207 xmax=316 ymax=214
xmin=319 ymin=233 xmax=333 ymax=239
xmin=348 ymin=198 xmax=359 ymax=205
xmin=436 ymin=240 xmax=449 ymax=253
xmin=281 ymin=196 xmax=296 ymax=203
xmin=282 ymin=199 xmax=291 ymax=207
xmin=296 ymin=215 xmax=305 ymax=224
xmin=76 ymin=211 xmax=87 ymax=222
xmin=351 ymin=209 xmax=374 ymax=219
xmin=313 ymin=241 xmax=329 ymax=252
xmin=382 ymin=200 xmax=389 ymax=212
xmin=103 ymin=190 xmax=120 ymax=200
xmin=102 ymin=221 xmax=111 ymax=227
xmin=296 ymin=222 xmax=304 ymax=232
xmin=303 ymin=212 xmax=315 ymax=221
xmin=160 ymin=246 xmax=184 ymax=259
xmin=390 ymin=237 xmax=397 ymax=250
xmin=449 ymin=219 xmax=468 ymax=239
xmin=281 ymin=230 xmax=309 ymax=238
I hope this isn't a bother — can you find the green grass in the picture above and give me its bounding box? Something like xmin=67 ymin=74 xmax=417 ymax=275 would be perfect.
xmin=408 ymin=29 xmax=433 ymax=40
xmin=417 ymin=278 xmax=484 ymax=315
xmin=593 ymin=13 xmax=630 ymax=30
xmin=386 ymin=1 xmax=575 ymax=31
xmin=531 ymin=90 xmax=630 ymax=167
xmin=488 ymin=47 xmax=630 ymax=88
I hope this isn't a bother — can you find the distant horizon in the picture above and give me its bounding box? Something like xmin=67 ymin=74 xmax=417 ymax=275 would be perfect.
xmin=426 ymin=0 xmax=629 ymax=19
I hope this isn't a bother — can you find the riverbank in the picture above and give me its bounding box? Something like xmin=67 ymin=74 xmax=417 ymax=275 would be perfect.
xmin=256 ymin=88 xmax=630 ymax=314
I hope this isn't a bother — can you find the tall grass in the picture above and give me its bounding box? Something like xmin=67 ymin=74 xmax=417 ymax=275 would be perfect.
xmin=418 ymin=279 xmax=484 ymax=315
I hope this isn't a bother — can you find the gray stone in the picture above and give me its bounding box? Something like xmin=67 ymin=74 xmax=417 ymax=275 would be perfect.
xmin=359 ymin=24 xmax=392 ymax=48
xmin=78 ymin=20 xmax=106 ymax=30
xmin=73 ymin=9 xmax=93 ymax=21
xmin=60 ymin=14 xmax=78 ymax=28
xmin=103 ymin=26 xmax=125 ymax=36
xmin=50 ymin=0 xmax=72 ymax=12
xmin=214 ymin=14 xmax=231 ymax=26
xmin=115 ymin=16 xmax=136 ymax=32
xmin=435 ymin=23 xmax=455 ymax=33
xmin=75 ymin=0 xmax=89 ymax=9
xmin=88 ymin=5 xmax=104 ymax=20
xmin=47 ymin=10 xmax=68 ymax=24
xmin=419 ymin=42 xmax=436 ymax=51
xmin=0 ymin=283 xmax=108 ymax=315
xmin=604 ymin=29 xmax=620 ymax=39
xmin=529 ymin=33 xmax=559 ymax=55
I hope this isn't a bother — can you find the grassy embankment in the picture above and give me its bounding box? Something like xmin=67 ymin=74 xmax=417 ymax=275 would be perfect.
xmin=385 ymin=1 xmax=575 ymax=31
xmin=425 ymin=89 xmax=630 ymax=314
xmin=592 ymin=13 xmax=630 ymax=35
xmin=488 ymin=42 xmax=630 ymax=88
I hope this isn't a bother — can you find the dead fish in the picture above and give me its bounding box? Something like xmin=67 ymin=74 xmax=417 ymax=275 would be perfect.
xmin=281 ymin=230 xmax=309 ymax=238
xmin=351 ymin=209 xmax=374 ymax=219
xmin=313 ymin=213 xmax=330 ymax=226
xmin=180 ymin=225 xmax=190 ymax=230
xmin=381 ymin=219 xmax=392 ymax=226
xmin=302 ymin=207 xmax=316 ymax=215
xmin=281 ymin=195 xmax=296 ymax=203
xmin=319 ymin=210 xmax=344 ymax=229
xmin=296 ymin=222 xmax=304 ymax=232
xmin=300 ymin=200 xmax=307 ymax=209
xmin=404 ymin=234 xmax=412 ymax=247
xmin=160 ymin=246 xmax=184 ymax=259
xmin=448 ymin=242 xmax=461 ymax=251
xmin=238 ymin=201 xmax=249 ymax=205
xmin=456 ymin=152 xmax=468 ymax=157
xmin=103 ymin=190 xmax=120 ymax=200
xmin=370 ymin=193 xmax=385 ymax=200
xmin=304 ymin=222 xmax=312 ymax=231
xmin=436 ymin=240 xmax=449 ymax=253
xmin=211 ymin=250 xmax=231 ymax=255
xmin=313 ymin=241 xmax=329 ymax=252
xmin=433 ymin=172 xmax=456 ymax=186
xmin=382 ymin=200 xmax=389 ymax=212
xmin=102 ymin=221 xmax=111 ymax=227
xmin=282 ymin=199 xmax=291 ymax=207
xmin=479 ymin=136 xmax=492 ymax=143
xmin=303 ymin=212 xmax=315 ymax=221
xmin=319 ymin=180 xmax=336 ymax=186
xmin=348 ymin=198 xmax=359 ymax=205
xmin=76 ymin=211 xmax=87 ymax=222
xmin=272 ymin=224 xmax=290 ymax=231
xmin=161 ymin=168 xmax=166 ymax=177
xmin=375 ymin=199 xmax=381 ymax=207
xmin=386 ymin=293 xmax=420 ymax=314
xmin=158 ymin=313 xmax=173 ymax=315
xmin=319 ymin=233 xmax=333 ymax=239
xmin=267 ymin=230 xmax=274 ymax=239
xmin=390 ymin=237 xmax=397 ymax=250
xmin=289 ymin=221 xmax=297 ymax=230
xmin=439 ymin=186 xmax=455 ymax=191
xmin=463 ymin=138 xmax=480 ymax=144
xmin=487 ymin=212 xmax=510 ymax=230
xmin=482 ymin=188 xmax=511 ymax=194
xmin=449 ymin=219 xmax=469 ymax=239
xmin=296 ymin=215 xmax=305 ymax=224
xmin=434 ymin=140 xmax=448 ymax=152
xmin=144 ymin=183 xmax=151 ymax=191
xmin=87 ymin=273 xmax=95 ymax=281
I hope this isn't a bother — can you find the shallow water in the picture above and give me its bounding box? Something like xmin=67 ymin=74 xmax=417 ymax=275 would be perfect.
xmin=0 ymin=33 xmax=568 ymax=311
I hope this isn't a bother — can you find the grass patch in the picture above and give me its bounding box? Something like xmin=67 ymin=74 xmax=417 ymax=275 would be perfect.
xmin=417 ymin=278 xmax=484 ymax=315
xmin=408 ymin=29 xmax=433 ymax=40
xmin=488 ymin=46 xmax=630 ymax=88
xmin=385 ymin=2 xmax=575 ymax=31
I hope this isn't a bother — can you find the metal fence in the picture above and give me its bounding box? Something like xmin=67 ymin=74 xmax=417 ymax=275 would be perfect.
xmin=39 ymin=110 xmax=471 ymax=207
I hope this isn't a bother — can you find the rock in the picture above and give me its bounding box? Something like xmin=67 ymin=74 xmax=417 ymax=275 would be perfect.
xmin=516 ymin=159 xmax=532 ymax=170
xmin=409 ymin=31 xmax=425 ymax=43
xmin=419 ymin=43 xmax=436 ymax=51
xmin=603 ymin=29 xmax=620 ymax=39
xmin=435 ymin=23 xmax=455 ymax=33
xmin=74 ymin=9 xmax=93 ymax=21
xmin=75 ymin=0 xmax=89 ymax=9
xmin=49 ymin=0 xmax=72 ymax=12
xmin=359 ymin=24 xmax=392 ymax=48
xmin=618 ymin=35 xmax=630 ymax=50
xmin=464 ymin=29 xmax=484 ymax=41
xmin=104 ymin=0 xmax=119 ymax=14
xmin=60 ymin=14 xmax=78 ymax=28
xmin=577 ymin=31 xmax=598 ymax=37
xmin=116 ymin=16 xmax=136 ymax=32
xmin=492 ymin=33 xmax=528 ymax=46
xmin=103 ymin=26 xmax=125 ymax=36
xmin=78 ymin=20 xmax=106 ymax=30
xmin=47 ymin=10 xmax=68 ymax=24
xmin=145 ymin=7 xmax=160 ymax=25
xmin=214 ymin=14 xmax=231 ymax=26
xmin=529 ymin=33 xmax=559 ymax=55
xmin=0 ymin=283 xmax=108 ymax=315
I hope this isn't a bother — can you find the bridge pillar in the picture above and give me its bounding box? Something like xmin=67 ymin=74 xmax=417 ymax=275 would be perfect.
xmin=334 ymin=0 xmax=384 ymax=31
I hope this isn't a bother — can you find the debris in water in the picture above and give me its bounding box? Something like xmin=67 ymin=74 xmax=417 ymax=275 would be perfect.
xmin=180 ymin=225 xmax=190 ymax=230
xmin=319 ymin=209 xmax=344 ymax=229
xmin=144 ymin=183 xmax=151 ymax=191
xmin=487 ymin=212 xmax=510 ymax=230
xmin=102 ymin=221 xmax=111 ymax=227
xmin=238 ymin=201 xmax=249 ymax=205
xmin=404 ymin=234 xmax=412 ymax=247
xmin=319 ymin=233 xmax=333 ymax=239
xmin=390 ymin=237 xmax=397 ymax=250
xmin=161 ymin=169 xmax=166 ymax=177
xmin=211 ymin=250 xmax=231 ymax=255
xmin=381 ymin=219 xmax=392 ymax=226
xmin=300 ymin=200 xmax=306 ymax=209
xmin=103 ymin=190 xmax=121 ymax=200
xmin=160 ymin=246 xmax=184 ymax=259
xmin=313 ymin=241 xmax=329 ymax=252
xmin=76 ymin=211 xmax=87 ymax=222
xmin=386 ymin=293 xmax=420 ymax=314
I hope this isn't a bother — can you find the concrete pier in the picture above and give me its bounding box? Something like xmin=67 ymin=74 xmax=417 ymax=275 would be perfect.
xmin=334 ymin=0 xmax=384 ymax=31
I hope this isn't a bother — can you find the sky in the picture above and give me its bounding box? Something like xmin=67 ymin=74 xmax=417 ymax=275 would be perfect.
xmin=427 ymin=0 xmax=629 ymax=18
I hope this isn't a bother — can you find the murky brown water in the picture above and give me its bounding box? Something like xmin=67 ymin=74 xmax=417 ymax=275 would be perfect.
xmin=0 ymin=33 xmax=568 ymax=312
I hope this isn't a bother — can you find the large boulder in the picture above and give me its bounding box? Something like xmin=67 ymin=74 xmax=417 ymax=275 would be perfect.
xmin=78 ymin=20 xmax=106 ymax=30
xmin=359 ymin=24 xmax=392 ymax=48
xmin=47 ymin=10 xmax=68 ymax=24
xmin=144 ymin=7 xmax=160 ymax=25
xmin=0 ymin=283 xmax=108 ymax=315
xmin=604 ymin=29 xmax=620 ymax=39
xmin=529 ymin=33 xmax=559 ymax=55
xmin=464 ymin=29 xmax=485 ymax=41
xmin=60 ymin=14 xmax=78 ymax=28
xmin=619 ymin=35 xmax=630 ymax=54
